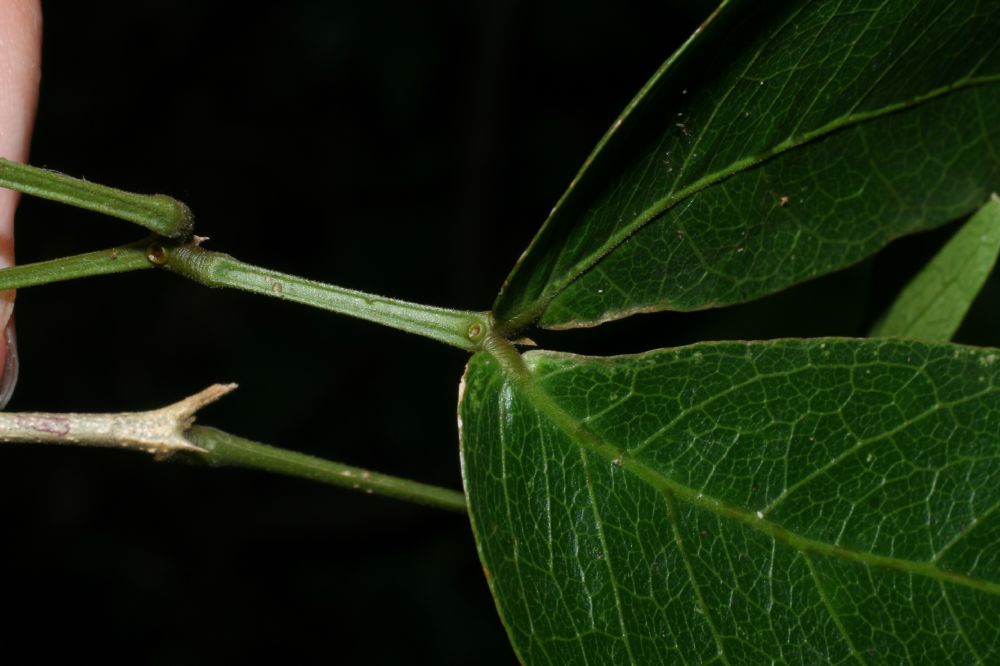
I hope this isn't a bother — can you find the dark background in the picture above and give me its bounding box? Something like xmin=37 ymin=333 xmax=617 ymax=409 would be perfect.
xmin=2 ymin=1 xmax=997 ymax=664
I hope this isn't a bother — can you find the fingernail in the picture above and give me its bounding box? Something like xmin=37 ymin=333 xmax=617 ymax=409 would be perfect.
xmin=0 ymin=319 xmax=18 ymax=409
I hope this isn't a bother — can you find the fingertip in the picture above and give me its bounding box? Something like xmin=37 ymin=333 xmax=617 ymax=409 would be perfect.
xmin=0 ymin=0 xmax=41 ymax=406
xmin=0 ymin=316 xmax=18 ymax=409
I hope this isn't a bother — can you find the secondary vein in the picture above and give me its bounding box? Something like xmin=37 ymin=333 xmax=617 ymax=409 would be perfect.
xmin=488 ymin=340 xmax=1000 ymax=597
xmin=511 ymin=72 xmax=1000 ymax=328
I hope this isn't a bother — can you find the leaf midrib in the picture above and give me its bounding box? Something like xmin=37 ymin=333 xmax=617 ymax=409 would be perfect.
xmin=497 ymin=346 xmax=1000 ymax=596
xmin=504 ymin=72 xmax=1000 ymax=329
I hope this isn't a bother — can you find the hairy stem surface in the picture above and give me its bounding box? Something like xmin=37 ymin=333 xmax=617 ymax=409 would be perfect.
xmin=163 ymin=242 xmax=491 ymax=352
xmin=0 ymin=158 xmax=192 ymax=237
xmin=189 ymin=426 xmax=467 ymax=513
xmin=0 ymin=239 xmax=153 ymax=289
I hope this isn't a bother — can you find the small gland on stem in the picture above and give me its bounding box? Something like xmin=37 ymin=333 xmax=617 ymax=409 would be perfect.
xmin=146 ymin=241 xmax=168 ymax=265
xmin=0 ymin=383 xmax=237 ymax=460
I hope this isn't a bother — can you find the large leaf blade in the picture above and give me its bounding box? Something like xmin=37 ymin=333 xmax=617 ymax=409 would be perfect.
xmin=493 ymin=0 xmax=1000 ymax=330
xmin=460 ymin=339 xmax=1000 ymax=663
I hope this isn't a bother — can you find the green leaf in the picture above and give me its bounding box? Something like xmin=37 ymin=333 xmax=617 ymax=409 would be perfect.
xmin=870 ymin=195 xmax=1000 ymax=341
xmin=460 ymin=339 xmax=1000 ymax=663
xmin=492 ymin=1 xmax=1000 ymax=331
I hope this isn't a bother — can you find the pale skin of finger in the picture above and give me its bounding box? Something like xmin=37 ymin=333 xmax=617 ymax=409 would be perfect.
xmin=0 ymin=0 xmax=41 ymax=406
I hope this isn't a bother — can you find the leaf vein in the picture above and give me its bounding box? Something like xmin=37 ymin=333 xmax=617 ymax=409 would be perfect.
xmin=517 ymin=71 xmax=1000 ymax=327
xmin=579 ymin=448 xmax=639 ymax=665
xmin=517 ymin=362 xmax=1000 ymax=595
xmin=802 ymin=551 xmax=870 ymax=665
xmin=663 ymin=489 xmax=733 ymax=666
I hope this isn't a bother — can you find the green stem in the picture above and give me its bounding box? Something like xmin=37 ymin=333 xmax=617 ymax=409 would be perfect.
xmin=0 ymin=238 xmax=492 ymax=352
xmin=483 ymin=332 xmax=532 ymax=382
xmin=0 ymin=158 xmax=193 ymax=238
xmin=162 ymin=242 xmax=491 ymax=352
xmin=0 ymin=240 xmax=154 ymax=290
xmin=0 ymin=383 xmax=465 ymax=513
xmin=188 ymin=425 xmax=468 ymax=513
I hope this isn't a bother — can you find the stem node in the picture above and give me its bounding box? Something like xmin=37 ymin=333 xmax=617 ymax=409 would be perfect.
xmin=0 ymin=383 xmax=237 ymax=458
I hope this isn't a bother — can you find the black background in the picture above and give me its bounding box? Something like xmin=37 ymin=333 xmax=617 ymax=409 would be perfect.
xmin=3 ymin=1 xmax=997 ymax=664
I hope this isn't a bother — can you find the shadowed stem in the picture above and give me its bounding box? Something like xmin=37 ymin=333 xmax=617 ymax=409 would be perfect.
xmin=0 ymin=385 xmax=467 ymax=513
